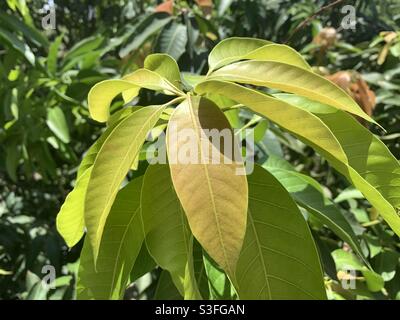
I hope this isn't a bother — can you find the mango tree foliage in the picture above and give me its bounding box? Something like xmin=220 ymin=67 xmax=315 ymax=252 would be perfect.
xmin=56 ymin=37 xmax=400 ymax=300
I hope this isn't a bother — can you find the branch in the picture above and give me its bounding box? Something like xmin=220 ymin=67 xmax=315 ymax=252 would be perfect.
xmin=285 ymin=0 xmax=345 ymax=44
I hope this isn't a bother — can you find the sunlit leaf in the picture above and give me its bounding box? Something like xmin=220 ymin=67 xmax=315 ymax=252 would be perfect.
xmin=209 ymin=60 xmax=376 ymax=124
xmin=166 ymin=96 xmax=248 ymax=276
xmin=77 ymin=177 xmax=144 ymax=299
xmin=85 ymin=105 xmax=165 ymax=264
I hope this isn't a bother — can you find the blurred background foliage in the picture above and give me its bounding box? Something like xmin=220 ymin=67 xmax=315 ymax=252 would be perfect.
xmin=0 ymin=0 xmax=399 ymax=300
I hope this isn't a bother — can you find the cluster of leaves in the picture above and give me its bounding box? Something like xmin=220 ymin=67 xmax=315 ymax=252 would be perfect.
xmin=0 ymin=0 xmax=216 ymax=299
xmin=1 ymin=0 xmax=400 ymax=300
xmin=56 ymin=36 xmax=400 ymax=300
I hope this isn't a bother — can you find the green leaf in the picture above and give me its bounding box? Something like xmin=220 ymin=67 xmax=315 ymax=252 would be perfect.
xmin=130 ymin=243 xmax=157 ymax=283
xmin=47 ymin=33 xmax=63 ymax=74
xmin=77 ymin=177 xmax=144 ymax=299
xmin=235 ymin=165 xmax=326 ymax=299
xmin=5 ymin=142 xmax=19 ymax=182
xmin=195 ymin=81 xmax=349 ymax=166
xmin=266 ymin=166 xmax=366 ymax=265
xmin=183 ymin=236 xmax=203 ymax=300
xmin=332 ymin=249 xmax=384 ymax=292
xmin=166 ymin=96 xmax=248 ymax=276
xmin=64 ymin=35 xmax=104 ymax=62
xmin=275 ymin=94 xmax=400 ymax=237
xmin=46 ymin=106 xmax=70 ymax=143
xmin=203 ymin=254 xmax=233 ymax=299
xmin=372 ymin=250 xmax=400 ymax=282
xmin=119 ymin=13 xmax=172 ymax=58
xmin=154 ymin=270 xmax=183 ymax=300
xmin=209 ymin=60 xmax=376 ymax=124
xmin=77 ymin=108 xmax=137 ymax=178
xmin=144 ymin=53 xmax=182 ymax=90
xmin=196 ymin=81 xmax=400 ymax=237
xmin=208 ymin=37 xmax=271 ymax=72
xmin=0 ymin=26 xmax=35 ymax=65
xmin=85 ymin=105 xmax=165 ymax=264
xmin=56 ymin=168 xmax=91 ymax=248
xmin=141 ymin=164 xmax=192 ymax=294
xmin=334 ymin=188 xmax=364 ymax=203
xmin=155 ymin=22 xmax=188 ymax=61
xmin=193 ymin=241 xmax=211 ymax=299
xmin=0 ymin=12 xmax=48 ymax=48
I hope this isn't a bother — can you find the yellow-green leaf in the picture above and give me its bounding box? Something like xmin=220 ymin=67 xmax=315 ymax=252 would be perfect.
xmin=209 ymin=60 xmax=376 ymax=124
xmin=85 ymin=105 xmax=165 ymax=264
xmin=77 ymin=177 xmax=144 ymax=299
xmin=195 ymin=80 xmax=348 ymax=164
xmin=144 ymin=53 xmax=182 ymax=90
xmin=88 ymin=80 xmax=139 ymax=122
xmin=196 ymin=80 xmax=400 ymax=236
xmin=123 ymin=68 xmax=182 ymax=96
xmin=209 ymin=42 xmax=311 ymax=73
xmin=56 ymin=167 xmax=91 ymax=248
xmin=275 ymin=94 xmax=400 ymax=236
xmin=208 ymin=37 xmax=272 ymax=72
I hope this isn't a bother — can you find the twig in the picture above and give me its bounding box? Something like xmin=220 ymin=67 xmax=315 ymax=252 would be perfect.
xmin=285 ymin=0 xmax=345 ymax=44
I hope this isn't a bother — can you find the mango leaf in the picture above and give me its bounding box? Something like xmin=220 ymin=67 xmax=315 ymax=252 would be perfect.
xmin=208 ymin=37 xmax=271 ymax=72
xmin=47 ymin=33 xmax=63 ymax=75
xmin=183 ymin=236 xmax=203 ymax=300
xmin=196 ymin=81 xmax=400 ymax=237
xmin=274 ymin=94 xmax=400 ymax=237
xmin=5 ymin=142 xmax=19 ymax=182
xmin=0 ymin=12 xmax=48 ymax=47
xmin=77 ymin=107 xmax=137 ymax=178
xmin=209 ymin=60 xmax=376 ymax=124
xmin=141 ymin=164 xmax=192 ymax=294
xmin=209 ymin=42 xmax=311 ymax=73
xmin=85 ymin=105 xmax=166 ymax=264
xmin=195 ymin=81 xmax=349 ymax=165
xmin=372 ymin=250 xmax=400 ymax=282
xmin=88 ymin=67 xmax=183 ymax=122
xmin=88 ymin=80 xmax=139 ymax=122
xmin=123 ymin=68 xmax=183 ymax=94
xmin=203 ymin=253 xmax=233 ymax=300
xmin=64 ymin=35 xmax=104 ymax=62
xmin=130 ymin=243 xmax=157 ymax=283
xmin=235 ymin=165 xmax=326 ymax=299
xmin=144 ymin=53 xmax=182 ymax=90
xmin=332 ymin=249 xmax=384 ymax=292
xmin=77 ymin=177 xmax=144 ymax=299
xmin=0 ymin=26 xmax=35 ymax=64
xmin=56 ymin=168 xmax=91 ymax=248
xmin=166 ymin=96 xmax=248 ymax=276
xmin=155 ymin=22 xmax=188 ymax=61
xmin=154 ymin=270 xmax=183 ymax=300
xmin=119 ymin=13 xmax=172 ymax=58
xmin=266 ymin=166 xmax=366 ymax=265
xmin=46 ymin=106 xmax=70 ymax=143
xmin=193 ymin=241 xmax=211 ymax=299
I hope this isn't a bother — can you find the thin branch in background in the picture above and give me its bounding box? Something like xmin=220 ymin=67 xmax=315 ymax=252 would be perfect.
xmin=285 ymin=0 xmax=345 ymax=44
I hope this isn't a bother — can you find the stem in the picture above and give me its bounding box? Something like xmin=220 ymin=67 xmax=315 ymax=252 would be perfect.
xmin=285 ymin=0 xmax=345 ymax=44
